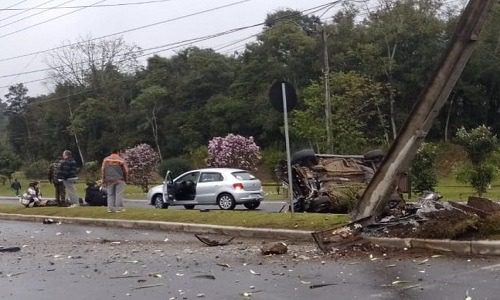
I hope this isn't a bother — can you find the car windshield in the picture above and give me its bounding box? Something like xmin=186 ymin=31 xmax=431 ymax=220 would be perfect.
xmin=231 ymin=171 xmax=256 ymax=180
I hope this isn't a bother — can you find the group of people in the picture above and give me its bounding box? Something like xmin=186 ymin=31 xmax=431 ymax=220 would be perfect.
xmin=18 ymin=149 xmax=129 ymax=213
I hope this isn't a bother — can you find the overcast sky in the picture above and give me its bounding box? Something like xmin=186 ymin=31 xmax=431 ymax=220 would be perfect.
xmin=0 ymin=0 xmax=352 ymax=98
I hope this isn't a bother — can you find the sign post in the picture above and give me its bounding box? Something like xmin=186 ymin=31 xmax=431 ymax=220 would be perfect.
xmin=281 ymin=82 xmax=294 ymax=213
xmin=269 ymin=81 xmax=298 ymax=214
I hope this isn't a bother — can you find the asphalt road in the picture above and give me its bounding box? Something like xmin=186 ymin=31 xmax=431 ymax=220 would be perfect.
xmin=1 ymin=220 xmax=500 ymax=299
xmin=0 ymin=196 xmax=288 ymax=212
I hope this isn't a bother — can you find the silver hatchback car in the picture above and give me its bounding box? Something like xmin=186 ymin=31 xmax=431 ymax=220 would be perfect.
xmin=147 ymin=168 xmax=264 ymax=210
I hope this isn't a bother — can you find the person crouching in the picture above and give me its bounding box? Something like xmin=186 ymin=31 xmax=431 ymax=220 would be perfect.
xmin=19 ymin=181 xmax=46 ymax=207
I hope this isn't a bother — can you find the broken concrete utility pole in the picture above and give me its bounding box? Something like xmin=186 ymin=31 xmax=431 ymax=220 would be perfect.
xmin=353 ymin=0 xmax=496 ymax=222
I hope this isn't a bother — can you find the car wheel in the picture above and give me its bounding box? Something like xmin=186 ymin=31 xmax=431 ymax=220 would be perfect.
xmin=184 ymin=205 xmax=195 ymax=210
xmin=217 ymin=193 xmax=236 ymax=210
xmin=153 ymin=194 xmax=168 ymax=209
xmin=364 ymin=149 xmax=384 ymax=161
xmin=243 ymin=201 xmax=260 ymax=210
xmin=291 ymin=149 xmax=318 ymax=166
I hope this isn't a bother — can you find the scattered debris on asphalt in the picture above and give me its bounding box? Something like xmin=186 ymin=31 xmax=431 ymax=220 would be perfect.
xmin=260 ymin=242 xmax=288 ymax=255
xmin=192 ymin=274 xmax=216 ymax=280
xmin=194 ymin=234 xmax=234 ymax=247
xmin=309 ymin=283 xmax=337 ymax=289
xmin=0 ymin=246 xmax=21 ymax=253
xmin=42 ymin=218 xmax=55 ymax=224
xmin=110 ymin=275 xmax=141 ymax=279
xmin=132 ymin=284 xmax=164 ymax=290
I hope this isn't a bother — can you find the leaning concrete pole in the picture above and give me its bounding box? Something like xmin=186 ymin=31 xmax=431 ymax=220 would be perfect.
xmin=353 ymin=0 xmax=496 ymax=222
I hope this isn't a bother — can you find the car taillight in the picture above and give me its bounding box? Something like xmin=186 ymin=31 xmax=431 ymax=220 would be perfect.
xmin=233 ymin=183 xmax=244 ymax=190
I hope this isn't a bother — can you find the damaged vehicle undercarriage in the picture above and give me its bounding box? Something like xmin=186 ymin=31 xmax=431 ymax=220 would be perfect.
xmin=276 ymin=149 xmax=500 ymax=253
xmin=275 ymin=149 xmax=406 ymax=214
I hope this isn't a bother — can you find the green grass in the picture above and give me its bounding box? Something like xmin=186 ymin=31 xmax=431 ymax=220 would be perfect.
xmin=432 ymin=177 xmax=500 ymax=201
xmin=0 ymin=179 xmax=285 ymax=200
xmin=0 ymin=179 xmax=147 ymax=199
xmin=0 ymin=204 xmax=348 ymax=231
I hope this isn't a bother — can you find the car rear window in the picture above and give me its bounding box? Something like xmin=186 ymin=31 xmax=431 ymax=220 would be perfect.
xmin=232 ymin=171 xmax=256 ymax=180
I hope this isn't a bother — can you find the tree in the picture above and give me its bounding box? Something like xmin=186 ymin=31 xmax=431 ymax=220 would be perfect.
xmin=4 ymin=83 xmax=35 ymax=160
xmin=207 ymin=134 xmax=261 ymax=170
xmin=47 ymin=36 xmax=142 ymax=88
xmin=411 ymin=143 xmax=438 ymax=194
xmin=455 ymin=125 xmax=498 ymax=196
xmin=0 ymin=145 xmax=22 ymax=181
xmin=292 ymin=71 xmax=387 ymax=153
xmin=131 ymin=85 xmax=168 ymax=161
xmin=123 ymin=143 xmax=160 ymax=192
xmin=360 ymin=0 xmax=448 ymax=139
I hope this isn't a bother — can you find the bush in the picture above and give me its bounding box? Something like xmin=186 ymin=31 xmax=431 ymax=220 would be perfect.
xmin=411 ymin=143 xmax=438 ymax=194
xmin=0 ymin=146 xmax=22 ymax=180
xmin=23 ymin=160 xmax=50 ymax=179
xmin=123 ymin=144 xmax=160 ymax=192
xmin=207 ymin=134 xmax=261 ymax=170
xmin=455 ymin=126 xmax=498 ymax=196
xmin=159 ymin=157 xmax=192 ymax=178
xmin=188 ymin=145 xmax=208 ymax=169
xmin=82 ymin=161 xmax=100 ymax=181
xmin=260 ymin=147 xmax=284 ymax=182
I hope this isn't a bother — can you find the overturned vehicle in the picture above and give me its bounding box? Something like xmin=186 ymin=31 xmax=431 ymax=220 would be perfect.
xmin=275 ymin=149 xmax=408 ymax=213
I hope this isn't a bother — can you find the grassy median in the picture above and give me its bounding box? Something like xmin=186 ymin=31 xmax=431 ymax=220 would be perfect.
xmin=0 ymin=205 xmax=349 ymax=231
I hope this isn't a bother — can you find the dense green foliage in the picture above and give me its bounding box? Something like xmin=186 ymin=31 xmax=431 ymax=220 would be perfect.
xmin=1 ymin=1 xmax=500 ymax=174
xmin=159 ymin=157 xmax=193 ymax=178
xmin=455 ymin=126 xmax=498 ymax=196
xmin=411 ymin=143 xmax=438 ymax=194
xmin=22 ymin=159 xmax=50 ymax=180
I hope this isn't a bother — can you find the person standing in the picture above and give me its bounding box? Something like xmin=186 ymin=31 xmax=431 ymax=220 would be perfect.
xmin=101 ymin=150 xmax=128 ymax=213
xmin=48 ymin=159 xmax=66 ymax=206
xmin=10 ymin=179 xmax=21 ymax=196
xmin=57 ymin=150 xmax=79 ymax=208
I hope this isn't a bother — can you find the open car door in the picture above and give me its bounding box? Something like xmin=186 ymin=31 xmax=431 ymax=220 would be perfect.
xmin=162 ymin=171 xmax=174 ymax=203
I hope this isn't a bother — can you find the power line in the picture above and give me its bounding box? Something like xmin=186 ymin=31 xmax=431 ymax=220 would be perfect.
xmin=0 ymin=0 xmax=29 ymax=11
xmin=0 ymin=0 xmax=108 ymax=39
xmin=0 ymin=0 xmax=76 ymax=30
xmin=0 ymin=0 xmax=174 ymax=11
xmin=0 ymin=1 xmax=340 ymax=81
xmin=0 ymin=0 xmax=60 ymax=23
xmin=0 ymin=0 xmax=254 ymax=61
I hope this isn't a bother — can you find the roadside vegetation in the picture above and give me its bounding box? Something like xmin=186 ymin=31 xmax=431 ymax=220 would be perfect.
xmin=0 ymin=205 xmax=348 ymax=231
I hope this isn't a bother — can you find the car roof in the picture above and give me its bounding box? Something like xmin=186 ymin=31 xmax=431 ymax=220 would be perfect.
xmin=192 ymin=168 xmax=249 ymax=173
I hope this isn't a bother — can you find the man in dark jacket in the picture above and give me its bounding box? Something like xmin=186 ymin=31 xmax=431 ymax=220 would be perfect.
xmin=48 ymin=159 xmax=66 ymax=206
xmin=57 ymin=150 xmax=79 ymax=208
xmin=10 ymin=179 xmax=21 ymax=196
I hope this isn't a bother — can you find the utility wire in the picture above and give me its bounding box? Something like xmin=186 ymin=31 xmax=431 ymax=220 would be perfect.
xmin=0 ymin=0 xmax=56 ymax=22
xmin=0 ymin=1 xmax=339 ymax=80
xmin=0 ymin=0 xmax=174 ymax=11
xmin=0 ymin=0 xmax=108 ymax=39
xmin=0 ymin=0 xmax=29 ymax=11
xmin=0 ymin=0 xmax=334 ymax=63
xmin=0 ymin=0 xmax=76 ymax=29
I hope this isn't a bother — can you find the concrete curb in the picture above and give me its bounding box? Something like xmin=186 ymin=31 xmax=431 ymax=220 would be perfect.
xmin=0 ymin=213 xmax=314 ymax=242
xmin=363 ymin=236 xmax=500 ymax=256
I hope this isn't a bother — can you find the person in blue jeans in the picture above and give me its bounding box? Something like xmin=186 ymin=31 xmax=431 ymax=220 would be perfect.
xmin=101 ymin=150 xmax=128 ymax=213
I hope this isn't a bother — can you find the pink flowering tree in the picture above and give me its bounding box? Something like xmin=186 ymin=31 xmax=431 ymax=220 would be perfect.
xmin=207 ymin=134 xmax=261 ymax=170
xmin=123 ymin=143 xmax=160 ymax=192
